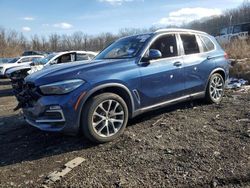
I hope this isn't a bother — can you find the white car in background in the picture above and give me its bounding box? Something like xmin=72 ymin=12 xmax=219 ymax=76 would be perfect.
xmin=0 ymin=55 xmax=44 ymax=77
xmin=28 ymin=50 xmax=97 ymax=74
xmin=6 ymin=51 xmax=98 ymax=108
xmin=7 ymin=51 xmax=97 ymax=76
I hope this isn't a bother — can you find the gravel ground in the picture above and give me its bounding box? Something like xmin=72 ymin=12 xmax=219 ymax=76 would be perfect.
xmin=0 ymin=78 xmax=249 ymax=188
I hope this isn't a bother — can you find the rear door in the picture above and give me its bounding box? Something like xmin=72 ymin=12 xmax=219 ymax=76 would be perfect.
xmin=138 ymin=34 xmax=185 ymax=108
xmin=180 ymin=33 xmax=215 ymax=95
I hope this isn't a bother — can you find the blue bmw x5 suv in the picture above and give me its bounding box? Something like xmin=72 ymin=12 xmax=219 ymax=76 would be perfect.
xmin=21 ymin=29 xmax=229 ymax=143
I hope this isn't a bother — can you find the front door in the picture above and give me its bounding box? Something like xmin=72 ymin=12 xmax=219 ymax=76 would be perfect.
xmin=138 ymin=34 xmax=185 ymax=108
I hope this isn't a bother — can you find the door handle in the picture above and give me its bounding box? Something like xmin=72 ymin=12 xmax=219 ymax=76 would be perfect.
xmin=207 ymin=56 xmax=213 ymax=60
xmin=173 ymin=61 xmax=182 ymax=67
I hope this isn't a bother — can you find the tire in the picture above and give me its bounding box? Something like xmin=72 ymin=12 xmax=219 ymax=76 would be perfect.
xmin=205 ymin=73 xmax=225 ymax=104
xmin=81 ymin=92 xmax=128 ymax=143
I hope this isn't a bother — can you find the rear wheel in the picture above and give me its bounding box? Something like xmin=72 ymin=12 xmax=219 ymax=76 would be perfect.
xmin=81 ymin=93 xmax=128 ymax=143
xmin=205 ymin=73 xmax=225 ymax=104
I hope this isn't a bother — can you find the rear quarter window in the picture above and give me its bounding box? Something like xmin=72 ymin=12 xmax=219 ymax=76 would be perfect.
xmin=199 ymin=35 xmax=215 ymax=52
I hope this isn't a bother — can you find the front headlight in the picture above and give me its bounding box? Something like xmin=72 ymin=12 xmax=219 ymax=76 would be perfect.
xmin=40 ymin=79 xmax=85 ymax=95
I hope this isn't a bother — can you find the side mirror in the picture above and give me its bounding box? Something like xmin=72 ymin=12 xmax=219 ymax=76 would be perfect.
xmin=148 ymin=49 xmax=162 ymax=60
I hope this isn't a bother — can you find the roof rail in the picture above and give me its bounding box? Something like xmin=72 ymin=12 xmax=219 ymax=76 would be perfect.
xmin=155 ymin=28 xmax=207 ymax=34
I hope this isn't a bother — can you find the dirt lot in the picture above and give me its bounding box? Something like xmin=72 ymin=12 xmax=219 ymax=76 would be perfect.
xmin=0 ymin=78 xmax=249 ymax=188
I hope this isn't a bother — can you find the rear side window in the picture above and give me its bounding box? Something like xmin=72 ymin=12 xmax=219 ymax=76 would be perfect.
xmin=150 ymin=34 xmax=178 ymax=58
xmin=31 ymin=57 xmax=40 ymax=61
xmin=242 ymin=23 xmax=250 ymax=32
xmin=199 ymin=35 xmax=215 ymax=52
xmin=180 ymin=34 xmax=200 ymax=55
xmin=233 ymin=25 xmax=241 ymax=33
xmin=220 ymin=28 xmax=228 ymax=35
xmin=77 ymin=53 xmax=90 ymax=61
xmin=20 ymin=57 xmax=32 ymax=62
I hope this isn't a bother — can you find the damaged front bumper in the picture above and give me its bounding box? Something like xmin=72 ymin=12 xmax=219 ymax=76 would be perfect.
xmin=19 ymin=83 xmax=84 ymax=135
xmin=23 ymin=105 xmax=66 ymax=132
xmin=22 ymin=94 xmax=81 ymax=135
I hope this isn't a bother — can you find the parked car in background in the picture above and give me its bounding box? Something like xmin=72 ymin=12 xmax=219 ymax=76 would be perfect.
xmin=28 ymin=50 xmax=97 ymax=74
xmin=0 ymin=58 xmax=13 ymax=64
xmin=18 ymin=29 xmax=229 ymax=143
xmin=22 ymin=51 xmax=48 ymax=56
xmin=216 ymin=22 xmax=250 ymax=44
xmin=0 ymin=55 xmax=44 ymax=77
xmin=7 ymin=51 xmax=97 ymax=77
xmin=7 ymin=51 xmax=97 ymax=109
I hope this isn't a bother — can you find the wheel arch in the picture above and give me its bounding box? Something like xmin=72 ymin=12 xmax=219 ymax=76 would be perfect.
xmin=205 ymin=68 xmax=226 ymax=90
xmin=77 ymin=83 xmax=135 ymax=128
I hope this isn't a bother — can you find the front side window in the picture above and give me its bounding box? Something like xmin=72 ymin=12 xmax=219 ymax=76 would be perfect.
xmin=180 ymin=34 xmax=200 ymax=55
xmin=149 ymin=34 xmax=178 ymax=59
xmin=199 ymin=35 xmax=215 ymax=52
xmin=95 ymin=34 xmax=153 ymax=60
xmin=59 ymin=54 xmax=71 ymax=63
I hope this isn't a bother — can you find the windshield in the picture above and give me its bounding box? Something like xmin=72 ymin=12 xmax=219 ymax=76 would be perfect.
xmin=95 ymin=34 xmax=152 ymax=60
xmin=7 ymin=57 xmax=19 ymax=63
xmin=35 ymin=53 xmax=56 ymax=65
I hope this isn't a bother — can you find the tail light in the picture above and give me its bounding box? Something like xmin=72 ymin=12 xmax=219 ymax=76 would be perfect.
xmin=224 ymin=52 xmax=229 ymax=59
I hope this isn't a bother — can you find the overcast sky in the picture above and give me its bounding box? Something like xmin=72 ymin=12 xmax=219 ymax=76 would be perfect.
xmin=0 ymin=0 xmax=245 ymax=37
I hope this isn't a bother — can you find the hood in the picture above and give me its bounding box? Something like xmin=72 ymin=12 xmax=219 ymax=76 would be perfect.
xmin=0 ymin=63 xmax=17 ymax=69
xmin=25 ymin=59 xmax=135 ymax=86
xmin=5 ymin=65 xmax=31 ymax=76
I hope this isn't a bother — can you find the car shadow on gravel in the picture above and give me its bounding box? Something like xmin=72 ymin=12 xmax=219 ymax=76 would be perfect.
xmin=129 ymin=99 xmax=207 ymax=126
xmin=0 ymin=99 xmax=207 ymax=167
xmin=0 ymin=114 xmax=97 ymax=167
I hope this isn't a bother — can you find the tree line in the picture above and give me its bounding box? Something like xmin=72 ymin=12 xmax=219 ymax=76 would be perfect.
xmin=0 ymin=1 xmax=249 ymax=58
xmin=186 ymin=0 xmax=250 ymax=35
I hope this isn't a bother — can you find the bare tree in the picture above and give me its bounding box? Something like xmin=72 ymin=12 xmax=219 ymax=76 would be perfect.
xmin=0 ymin=1 xmax=249 ymax=58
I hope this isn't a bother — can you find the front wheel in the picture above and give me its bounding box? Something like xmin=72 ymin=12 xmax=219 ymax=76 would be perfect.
xmin=205 ymin=73 xmax=225 ymax=104
xmin=81 ymin=93 xmax=128 ymax=143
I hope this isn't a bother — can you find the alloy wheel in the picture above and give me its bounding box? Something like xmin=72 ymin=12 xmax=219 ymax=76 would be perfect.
xmin=92 ymin=99 xmax=125 ymax=138
xmin=209 ymin=75 xmax=224 ymax=101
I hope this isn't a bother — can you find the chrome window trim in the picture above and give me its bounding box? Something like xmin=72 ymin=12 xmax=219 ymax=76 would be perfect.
xmin=139 ymin=31 xmax=219 ymax=65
